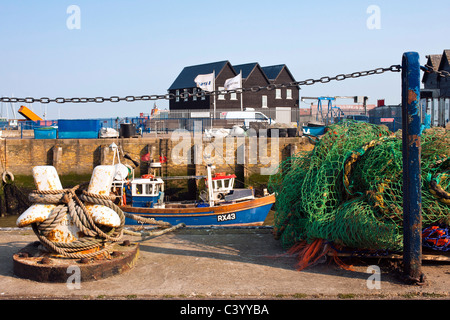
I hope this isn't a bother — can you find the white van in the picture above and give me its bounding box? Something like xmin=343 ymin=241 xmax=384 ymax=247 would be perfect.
xmin=221 ymin=109 xmax=275 ymax=128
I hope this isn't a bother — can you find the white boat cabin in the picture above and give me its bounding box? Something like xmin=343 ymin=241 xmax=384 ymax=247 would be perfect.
xmin=204 ymin=166 xmax=254 ymax=206
xmin=126 ymin=176 xmax=165 ymax=208
xmin=207 ymin=173 xmax=236 ymax=201
xmin=131 ymin=176 xmax=164 ymax=197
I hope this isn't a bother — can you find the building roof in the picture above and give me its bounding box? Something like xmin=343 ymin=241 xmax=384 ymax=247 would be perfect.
xmin=423 ymin=54 xmax=443 ymax=83
xmin=261 ymin=64 xmax=296 ymax=82
xmin=438 ymin=50 xmax=450 ymax=70
xmin=426 ymin=54 xmax=442 ymax=71
xmin=423 ymin=50 xmax=450 ymax=84
xmin=261 ymin=65 xmax=285 ymax=80
xmin=168 ymin=60 xmax=230 ymax=90
xmin=169 ymin=60 xmax=296 ymax=90
xmin=233 ymin=63 xmax=259 ymax=79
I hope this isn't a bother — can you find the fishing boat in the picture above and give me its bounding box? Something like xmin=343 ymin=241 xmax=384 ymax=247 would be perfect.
xmin=110 ymin=147 xmax=275 ymax=227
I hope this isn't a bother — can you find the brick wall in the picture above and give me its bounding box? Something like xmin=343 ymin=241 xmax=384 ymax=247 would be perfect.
xmin=2 ymin=135 xmax=314 ymax=179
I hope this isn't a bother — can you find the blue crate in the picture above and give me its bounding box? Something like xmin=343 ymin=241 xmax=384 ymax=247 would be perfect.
xmin=34 ymin=127 xmax=57 ymax=139
xmin=58 ymin=119 xmax=100 ymax=132
xmin=57 ymin=119 xmax=100 ymax=139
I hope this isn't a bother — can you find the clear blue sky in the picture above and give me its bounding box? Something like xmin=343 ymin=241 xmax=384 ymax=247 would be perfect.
xmin=1 ymin=0 xmax=449 ymax=119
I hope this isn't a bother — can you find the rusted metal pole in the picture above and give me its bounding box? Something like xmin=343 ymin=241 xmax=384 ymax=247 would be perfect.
xmin=401 ymin=52 xmax=425 ymax=284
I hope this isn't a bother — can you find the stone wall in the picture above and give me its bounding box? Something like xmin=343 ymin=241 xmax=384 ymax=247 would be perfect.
xmin=1 ymin=135 xmax=314 ymax=179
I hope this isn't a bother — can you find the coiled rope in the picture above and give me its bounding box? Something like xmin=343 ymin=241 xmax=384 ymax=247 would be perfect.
xmin=428 ymin=158 xmax=450 ymax=205
xmin=342 ymin=135 xmax=396 ymax=197
xmin=29 ymin=185 xmax=178 ymax=259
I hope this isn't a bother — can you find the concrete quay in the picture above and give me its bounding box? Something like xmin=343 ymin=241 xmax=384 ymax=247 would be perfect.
xmin=0 ymin=227 xmax=449 ymax=302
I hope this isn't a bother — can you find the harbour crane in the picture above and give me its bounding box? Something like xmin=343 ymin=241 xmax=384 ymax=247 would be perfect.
xmin=300 ymin=95 xmax=368 ymax=125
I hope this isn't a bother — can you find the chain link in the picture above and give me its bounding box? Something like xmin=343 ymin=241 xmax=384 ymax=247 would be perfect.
xmin=0 ymin=65 xmax=402 ymax=104
xmin=423 ymin=64 xmax=450 ymax=78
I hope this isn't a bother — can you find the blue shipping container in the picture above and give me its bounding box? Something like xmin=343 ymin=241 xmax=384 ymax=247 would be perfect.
xmin=58 ymin=119 xmax=100 ymax=139
xmin=34 ymin=127 xmax=57 ymax=139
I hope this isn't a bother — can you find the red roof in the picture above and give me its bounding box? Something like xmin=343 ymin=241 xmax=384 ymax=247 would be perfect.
xmin=208 ymin=173 xmax=237 ymax=181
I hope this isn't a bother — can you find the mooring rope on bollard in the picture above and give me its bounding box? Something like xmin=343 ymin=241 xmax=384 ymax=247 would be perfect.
xmin=28 ymin=184 xmax=181 ymax=258
xmin=78 ymin=191 xmax=172 ymax=228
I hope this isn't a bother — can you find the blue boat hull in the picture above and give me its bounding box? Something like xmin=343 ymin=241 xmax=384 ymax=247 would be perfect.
xmin=302 ymin=126 xmax=325 ymax=137
xmin=121 ymin=194 xmax=275 ymax=227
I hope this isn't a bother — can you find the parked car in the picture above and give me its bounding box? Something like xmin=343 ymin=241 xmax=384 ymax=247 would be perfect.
xmin=221 ymin=109 xmax=275 ymax=128
xmin=345 ymin=115 xmax=369 ymax=122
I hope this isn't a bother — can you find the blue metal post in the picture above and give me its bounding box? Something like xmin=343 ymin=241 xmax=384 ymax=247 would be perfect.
xmin=401 ymin=52 xmax=425 ymax=284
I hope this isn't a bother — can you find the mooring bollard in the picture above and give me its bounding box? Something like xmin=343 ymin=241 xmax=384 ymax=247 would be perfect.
xmin=401 ymin=51 xmax=425 ymax=284
xmin=13 ymin=165 xmax=139 ymax=283
xmin=16 ymin=165 xmax=122 ymax=242
xmin=16 ymin=166 xmax=81 ymax=243
xmin=83 ymin=165 xmax=121 ymax=228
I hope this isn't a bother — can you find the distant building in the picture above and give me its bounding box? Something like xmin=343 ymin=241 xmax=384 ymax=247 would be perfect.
xmin=438 ymin=50 xmax=450 ymax=97
xmin=167 ymin=60 xmax=299 ymax=114
xmin=168 ymin=61 xmax=235 ymax=111
xmin=422 ymin=50 xmax=450 ymax=98
xmin=422 ymin=54 xmax=441 ymax=90
xmin=260 ymin=64 xmax=299 ymax=110
xmin=233 ymin=62 xmax=270 ymax=110
xmin=368 ymin=105 xmax=402 ymax=132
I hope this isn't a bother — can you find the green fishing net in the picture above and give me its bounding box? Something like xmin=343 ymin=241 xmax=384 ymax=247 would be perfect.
xmin=268 ymin=121 xmax=450 ymax=252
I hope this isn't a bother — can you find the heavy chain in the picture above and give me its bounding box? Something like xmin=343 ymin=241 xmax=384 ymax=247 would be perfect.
xmin=422 ymin=64 xmax=450 ymax=78
xmin=0 ymin=65 xmax=402 ymax=104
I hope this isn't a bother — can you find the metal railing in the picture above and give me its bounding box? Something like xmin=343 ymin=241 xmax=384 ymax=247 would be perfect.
xmin=9 ymin=114 xmax=407 ymax=137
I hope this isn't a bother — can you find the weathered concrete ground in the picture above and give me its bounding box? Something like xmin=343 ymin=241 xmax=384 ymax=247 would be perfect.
xmin=0 ymin=227 xmax=449 ymax=300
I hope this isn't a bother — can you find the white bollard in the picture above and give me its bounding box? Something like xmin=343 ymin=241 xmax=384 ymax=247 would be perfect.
xmin=84 ymin=165 xmax=121 ymax=228
xmin=17 ymin=165 xmax=121 ymax=245
xmin=16 ymin=166 xmax=80 ymax=243
xmin=17 ymin=166 xmax=62 ymax=227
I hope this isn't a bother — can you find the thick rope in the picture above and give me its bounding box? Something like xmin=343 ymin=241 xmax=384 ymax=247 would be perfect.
xmin=123 ymin=223 xmax=186 ymax=237
xmin=78 ymin=192 xmax=172 ymax=228
xmin=28 ymin=185 xmax=177 ymax=258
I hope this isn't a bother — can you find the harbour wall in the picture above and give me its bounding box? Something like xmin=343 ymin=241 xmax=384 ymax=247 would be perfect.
xmin=0 ymin=134 xmax=314 ymax=216
xmin=2 ymin=134 xmax=314 ymax=181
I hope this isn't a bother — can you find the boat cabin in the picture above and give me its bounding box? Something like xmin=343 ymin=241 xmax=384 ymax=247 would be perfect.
xmin=204 ymin=171 xmax=254 ymax=205
xmin=130 ymin=176 xmax=165 ymax=208
xmin=208 ymin=172 xmax=236 ymax=198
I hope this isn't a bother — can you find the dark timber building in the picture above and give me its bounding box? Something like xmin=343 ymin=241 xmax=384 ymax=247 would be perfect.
xmin=422 ymin=50 xmax=450 ymax=98
xmin=168 ymin=60 xmax=299 ymax=115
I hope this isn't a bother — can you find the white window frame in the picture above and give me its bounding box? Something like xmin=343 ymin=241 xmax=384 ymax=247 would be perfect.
xmin=262 ymin=95 xmax=268 ymax=108
xmin=275 ymin=89 xmax=282 ymax=100
xmin=286 ymin=89 xmax=292 ymax=100
xmin=218 ymin=87 xmax=225 ymax=100
xmin=183 ymin=89 xmax=188 ymax=102
xmin=230 ymin=92 xmax=237 ymax=100
xmin=176 ymin=90 xmax=180 ymax=102
xmin=193 ymin=88 xmax=197 ymax=101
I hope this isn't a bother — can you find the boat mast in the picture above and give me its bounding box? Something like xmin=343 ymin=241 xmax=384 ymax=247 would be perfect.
xmin=206 ymin=164 xmax=215 ymax=207
xmin=110 ymin=143 xmax=120 ymax=165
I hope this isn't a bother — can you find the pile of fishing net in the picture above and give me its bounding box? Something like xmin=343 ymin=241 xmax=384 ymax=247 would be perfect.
xmin=268 ymin=121 xmax=450 ymax=270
